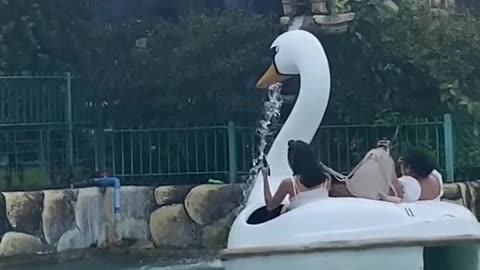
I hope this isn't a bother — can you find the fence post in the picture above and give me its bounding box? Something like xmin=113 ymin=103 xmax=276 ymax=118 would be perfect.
xmin=227 ymin=121 xmax=237 ymax=183
xmin=443 ymin=113 xmax=455 ymax=182
xmin=65 ymin=72 xmax=74 ymax=180
xmin=94 ymin=105 xmax=106 ymax=172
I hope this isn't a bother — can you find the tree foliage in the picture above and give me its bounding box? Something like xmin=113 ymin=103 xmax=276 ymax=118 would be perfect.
xmin=320 ymin=0 xmax=480 ymax=176
xmin=109 ymin=13 xmax=278 ymax=126
xmin=0 ymin=1 xmax=279 ymax=126
xmin=2 ymin=0 xmax=480 ymax=127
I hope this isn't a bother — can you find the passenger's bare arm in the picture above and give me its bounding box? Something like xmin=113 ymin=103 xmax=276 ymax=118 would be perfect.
xmin=262 ymin=170 xmax=291 ymax=211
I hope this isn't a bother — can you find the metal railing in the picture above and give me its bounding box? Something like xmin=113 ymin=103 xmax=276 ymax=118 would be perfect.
xmin=311 ymin=115 xmax=453 ymax=181
xmin=94 ymin=115 xmax=455 ymax=183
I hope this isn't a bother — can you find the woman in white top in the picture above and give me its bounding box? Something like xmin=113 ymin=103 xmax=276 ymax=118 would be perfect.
xmin=398 ymin=149 xmax=444 ymax=202
xmin=381 ymin=149 xmax=443 ymax=203
xmin=261 ymin=140 xmax=331 ymax=213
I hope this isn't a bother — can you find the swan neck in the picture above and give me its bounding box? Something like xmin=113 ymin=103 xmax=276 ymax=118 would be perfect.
xmin=245 ymin=44 xmax=331 ymax=207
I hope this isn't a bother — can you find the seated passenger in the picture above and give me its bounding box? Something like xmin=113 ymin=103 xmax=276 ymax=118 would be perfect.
xmin=341 ymin=140 xmax=404 ymax=201
xmin=261 ymin=140 xmax=331 ymax=213
xmin=397 ymin=149 xmax=443 ymax=202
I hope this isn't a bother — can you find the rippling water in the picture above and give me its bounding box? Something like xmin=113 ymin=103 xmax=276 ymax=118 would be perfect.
xmin=4 ymin=255 xmax=224 ymax=270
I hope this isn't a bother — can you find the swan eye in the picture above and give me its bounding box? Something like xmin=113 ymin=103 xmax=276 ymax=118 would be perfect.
xmin=270 ymin=46 xmax=279 ymax=57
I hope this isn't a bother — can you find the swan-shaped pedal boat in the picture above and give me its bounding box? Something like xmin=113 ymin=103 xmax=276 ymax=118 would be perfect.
xmin=221 ymin=30 xmax=480 ymax=270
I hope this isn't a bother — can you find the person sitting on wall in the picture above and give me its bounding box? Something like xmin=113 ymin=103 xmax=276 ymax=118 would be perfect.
xmin=380 ymin=149 xmax=444 ymax=202
xmin=261 ymin=140 xmax=331 ymax=214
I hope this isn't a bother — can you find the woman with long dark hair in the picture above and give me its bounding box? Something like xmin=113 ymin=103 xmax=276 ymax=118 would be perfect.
xmin=262 ymin=140 xmax=331 ymax=213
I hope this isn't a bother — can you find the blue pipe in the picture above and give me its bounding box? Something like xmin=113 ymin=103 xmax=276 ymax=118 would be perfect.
xmin=93 ymin=177 xmax=121 ymax=221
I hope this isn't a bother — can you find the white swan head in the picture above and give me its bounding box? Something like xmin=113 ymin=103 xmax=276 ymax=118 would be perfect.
xmin=257 ymin=30 xmax=325 ymax=89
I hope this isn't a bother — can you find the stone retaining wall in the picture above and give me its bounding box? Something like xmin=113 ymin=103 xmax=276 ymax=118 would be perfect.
xmin=0 ymin=184 xmax=244 ymax=258
xmin=0 ymin=180 xmax=480 ymax=259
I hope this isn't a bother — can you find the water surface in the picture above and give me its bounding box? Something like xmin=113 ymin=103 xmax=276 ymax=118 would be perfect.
xmin=3 ymin=254 xmax=224 ymax=270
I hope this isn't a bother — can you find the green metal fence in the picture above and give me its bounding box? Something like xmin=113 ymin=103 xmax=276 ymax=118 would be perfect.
xmin=0 ymin=74 xmax=95 ymax=190
xmin=94 ymin=116 xmax=455 ymax=184
xmin=311 ymin=114 xmax=454 ymax=181
xmin=0 ymin=74 xmax=461 ymax=189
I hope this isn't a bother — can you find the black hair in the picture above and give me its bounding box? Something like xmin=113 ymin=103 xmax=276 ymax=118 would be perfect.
xmin=403 ymin=148 xmax=435 ymax=178
xmin=287 ymin=140 xmax=329 ymax=188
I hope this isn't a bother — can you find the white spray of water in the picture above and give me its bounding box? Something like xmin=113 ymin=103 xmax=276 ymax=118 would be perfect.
xmin=75 ymin=187 xmax=106 ymax=248
xmin=242 ymin=82 xmax=284 ymax=201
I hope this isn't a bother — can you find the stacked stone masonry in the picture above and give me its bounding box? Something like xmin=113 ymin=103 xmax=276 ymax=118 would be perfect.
xmin=0 ymin=181 xmax=478 ymax=258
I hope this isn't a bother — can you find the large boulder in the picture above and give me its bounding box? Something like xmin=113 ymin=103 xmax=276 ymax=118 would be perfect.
xmin=3 ymin=191 xmax=44 ymax=236
xmin=149 ymin=204 xmax=200 ymax=248
xmin=184 ymin=184 xmax=243 ymax=226
xmin=201 ymin=212 xmax=236 ymax=249
xmin=42 ymin=190 xmax=76 ymax=246
xmin=0 ymin=232 xmax=46 ymax=256
xmin=155 ymin=185 xmax=194 ymax=206
xmin=0 ymin=193 xmax=9 ymax=236
xmin=56 ymin=228 xmax=83 ymax=252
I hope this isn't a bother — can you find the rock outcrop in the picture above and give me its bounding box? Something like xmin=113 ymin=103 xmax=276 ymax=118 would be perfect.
xmin=3 ymin=191 xmax=44 ymax=237
xmin=149 ymin=204 xmax=200 ymax=248
xmin=184 ymin=184 xmax=243 ymax=226
xmin=0 ymin=193 xmax=9 ymax=236
xmin=201 ymin=212 xmax=236 ymax=248
xmin=154 ymin=185 xmax=194 ymax=206
xmin=0 ymin=232 xmax=46 ymax=256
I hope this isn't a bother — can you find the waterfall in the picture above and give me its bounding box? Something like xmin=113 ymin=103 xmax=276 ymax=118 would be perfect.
xmin=75 ymin=187 xmax=106 ymax=248
xmin=57 ymin=187 xmax=106 ymax=252
xmin=104 ymin=186 xmax=153 ymax=241
xmin=57 ymin=186 xmax=154 ymax=252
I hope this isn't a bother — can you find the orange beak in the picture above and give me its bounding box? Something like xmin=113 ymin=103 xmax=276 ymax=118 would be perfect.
xmin=256 ymin=64 xmax=289 ymax=89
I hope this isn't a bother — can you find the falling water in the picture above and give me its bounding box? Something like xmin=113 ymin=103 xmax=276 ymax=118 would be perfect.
xmin=74 ymin=187 xmax=106 ymax=248
xmin=242 ymin=82 xmax=284 ymax=201
xmin=57 ymin=187 xmax=106 ymax=252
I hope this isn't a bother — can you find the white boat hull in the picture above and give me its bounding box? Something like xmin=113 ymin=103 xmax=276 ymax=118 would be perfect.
xmin=227 ymin=198 xmax=480 ymax=249
xmin=223 ymin=198 xmax=480 ymax=270
xmin=223 ymin=243 xmax=480 ymax=270
xmin=224 ymin=246 xmax=424 ymax=270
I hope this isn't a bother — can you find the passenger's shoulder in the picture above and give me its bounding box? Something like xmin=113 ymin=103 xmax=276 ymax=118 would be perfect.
xmin=280 ymin=177 xmax=293 ymax=186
